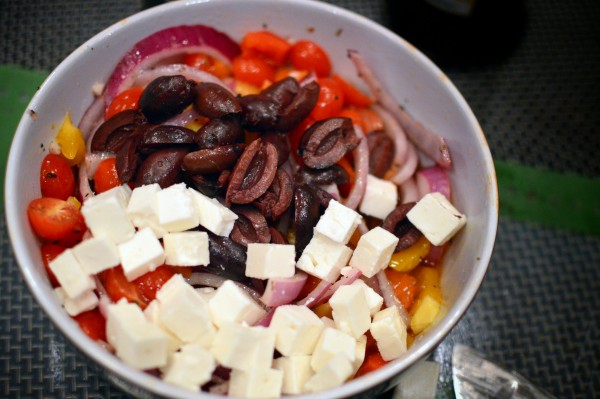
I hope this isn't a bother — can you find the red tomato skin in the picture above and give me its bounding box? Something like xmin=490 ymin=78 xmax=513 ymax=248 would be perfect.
xmin=289 ymin=40 xmax=331 ymax=77
xmin=103 ymin=266 xmax=148 ymax=308
xmin=40 ymin=243 xmax=66 ymax=287
xmin=74 ymin=309 xmax=106 ymax=342
xmin=133 ymin=265 xmax=175 ymax=302
xmin=309 ymin=78 xmax=345 ymax=121
xmin=27 ymin=198 xmax=85 ymax=242
xmin=105 ymin=87 xmax=143 ymax=120
xmin=232 ymin=56 xmax=275 ymax=87
xmin=40 ymin=154 xmax=76 ymax=200
xmin=93 ymin=158 xmax=121 ymax=194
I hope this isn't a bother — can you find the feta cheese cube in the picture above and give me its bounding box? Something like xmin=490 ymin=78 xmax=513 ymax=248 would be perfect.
xmin=195 ymin=287 xmax=216 ymax=302
xmin=209 ymin=280 xmax=266 ymax=327
xmin=188 ymin=188 xmax=238 ymax=236
xmin=229 ymin=367 xmax=283 ymax=399
xmin=370 ymin=306 xmax=407 ymax=361
xmin=72 ymin=237 xmax=120 ymax=275
xmin=54 ymin=287 xmax=98 ymax=316
xmin=163 ymin=231 xmax=209 ymax=267
xmin=320 ymin=317 xmax=336 ymax=329
xmin=156 ymin=274 xmax=215 ymax=347
xmin=143 ymin=300 xmax=182 ymax=352
xmin=269 ymin=305 xmax=325 ymax=356
xmin=314 ymin=200 xmax=362 ymax=244
xmin=304 ymin=353 xmax=354 ymax=393
xmin=81 ymin=184 xmax=135 ymax=244
xmin=310 ymin=327 xmax=356 ymax=371
xmin=48 ymin=249 xmax=95 ymax=299
xmin=245 ymin=243 xmax=296 ymax=279
xmin=106 ymin=301 xmax=168 ymax=370
xmin=117 ymin=227 xmax=166 ymax=281
xmin=156 ymin=183 xmax=199 ymax=232
xmin=406 ymin=192 xmax=467 ymax=246
xmin=353 ymin=335 xmax=368 ymax=374
xmin=273 ymin=355 xmax=313 ymax=395
xmin=352 ymin=279 xmax=384 ymax=316
xmin=329 ymin=284 xmax=372 ymax=339
xmin=127 ymin=183 xmax=167 ymax=238
xmin=349 ymin=227 xmax=399 ymax=278
xmin=296 ymin=233 xmax=353 ymax=283
xmin=359 ymin=174 xmax=398 ymax=220
xmin=162 ymin=343 xmax=216 ymax=391
xmin=211 ymin=322 xmax=275 ymax=371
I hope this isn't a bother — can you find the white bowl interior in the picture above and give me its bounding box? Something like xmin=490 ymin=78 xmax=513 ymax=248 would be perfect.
xmin=5 ymin=0 xmax=498 ymax=398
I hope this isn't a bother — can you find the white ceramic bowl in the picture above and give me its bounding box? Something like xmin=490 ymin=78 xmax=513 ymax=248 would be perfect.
xmin=5 ymin=0 xmax=498 ymax=397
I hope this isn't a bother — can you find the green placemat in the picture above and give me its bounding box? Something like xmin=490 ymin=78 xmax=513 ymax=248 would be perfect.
xmin=0 ymin=65 xmax=48 ymax=201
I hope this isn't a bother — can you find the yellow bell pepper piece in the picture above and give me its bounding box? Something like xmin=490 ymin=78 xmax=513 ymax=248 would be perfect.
xmin=409 ymin=266 xmax=443 ymax=334
xmin=388 ymin=236 xmax=431 ymax=273
xmin=56 ymin=112 xmax=86 ymax=166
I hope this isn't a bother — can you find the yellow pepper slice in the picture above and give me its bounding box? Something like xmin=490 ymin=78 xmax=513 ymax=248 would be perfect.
xmin=66 ymin=196 xmax=81 ymax=210
xmin=388 ymin=236 xmax=431 ymax=273
xmin=55 ymin=112 xmax=86 ymax=166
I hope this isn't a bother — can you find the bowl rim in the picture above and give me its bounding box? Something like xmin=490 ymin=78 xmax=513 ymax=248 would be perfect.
xmin=5 ymin=0 xmax=498 ymax=397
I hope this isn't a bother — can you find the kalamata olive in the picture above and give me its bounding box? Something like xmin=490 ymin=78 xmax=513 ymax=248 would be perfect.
xmin=182 ymin=144 xmax=245 ymax=174
xmin=276 ymin=80 xmax=320 ymax=131
xmin=230 ymin=206 xmax=271 ymax=247
xmin=239 ymin=95 xmax=280 ymax=131
xmin=295 ymin=164 xmax=349 ymax=186
xmin=139 ymin=75 xmax=196 ymax=123
xmin=139 ymin=125 xmax=197 ymax=153
xmin=196 ymin=116 xmax=243 ymax=149
xmin=194 ymin=82 xmax=241 ymax=118
xmin=269 ymin=227 xmax=288 ymax=244
xmin=367 ymin=130 xmax=395 ymax=178
xmin=382 ymin=202 xmax=423 ymax=251
xmin=254 ymin=168 xmax=294 ymax=221
xmin=206 ymin=232 xmax=249 ymax=283
xmin=293 ymin=185 xmax=321 ymax=256
xmin=134 ymin=147 xmax=188 ymax=188
xmin=261 ymin=77 xmax=299 ymax=108
xmin=261 ymin=132 xmax=290 ymax=166
xmin=187 ymin=170 xmax=230 ymax=197
xmin=299 ymin=117 xmax=360 ymax=169
xmin=115 ymin=137 xmax=141 ymax=183
xmin=91 ymin=110 xmax=146 ymax=152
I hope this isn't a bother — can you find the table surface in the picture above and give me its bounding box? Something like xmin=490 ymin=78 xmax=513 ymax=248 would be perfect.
xmin=1 ymin=0 xmax=599 ymax=398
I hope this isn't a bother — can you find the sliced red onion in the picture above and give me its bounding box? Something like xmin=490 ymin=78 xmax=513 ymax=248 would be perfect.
xmin=358 ymin=219 xmax=369 ymax=236
xmin=400 ymin=176 xmax=419 ymax=203
xmin=376 ymin=269 xmax=410 ymax=325
xmin=296 ymin=279 xmax=332 ymax=308
xmin=260 ymin=272 xmax=308 ymax=307
xmin=104 ymin=25 xmax=240 ymax=108
xmin=389 ymin=141 xmax=418 ymax=186
xmin=187 ymin=272 xmax=265 ymax=307
xmin=78 ymin=162 xmax=94 ymax=201
xmin=319 ymin=183 xmax=341 ymax=202
xmin=372 ymin=104 xmax=408 ymax=167
xmin=416 ymin=165 xmax=452 ymax=200
xmin=134 ymin=64 xmax=234 ymax=94
xmin=163 ymin=106 xmax=202 ymax=127
xmin=422 ymin=244 xmax=446 ymax=266
xmin=348 ymin=50 xmax=451 ymax=169
xmin=78 ymin=96 xmax=105 ymax=143
xmin=343 ymin=126 xmax=369 ymax=210
xmin=254 ymin=307 xmax=277 ymax=327
xmin=314 ymin=268 xmax=363 ymax=307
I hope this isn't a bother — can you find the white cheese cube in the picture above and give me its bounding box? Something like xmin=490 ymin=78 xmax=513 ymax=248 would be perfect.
xmin=209 ymin=280 xmax=266 ymax=327
xmin=370 ymin=306 xmax=407 ymax=361
xmin=245 ymin=243 xmax=296 ymax=279
xmin=81 ymin=184 xmax=135 ymax=244
xmin=304 ymin=353 xmax=354 ymax=393
xmin=156 ymin=274 xmax=215 ymax=347
xmin=296 ymin=233 xmax=353 ymax=283
xmin=349 ymin=227 xmax=399 ymax=278
xmin=143 ymin=300 xmax=182 ymax=352
xmin=329 ymin=284 xmax=372 ymax=339
xmin=352 ymin=279 xmax=384 ymax=316
xmin=269 ymin=305 xmax=325 ymax=356
xmin=126 ymin=183 xmax=167 ymax=238
xmin=72 ymin=237 xmax=120 ymax=275
xmin=54 ymin=287 xmax=98 ymax=316
xmin=211 ymin=322 xmax=275 ymax=371
xmin=310 ymin=327 xmax=356 ymax=371
xmin=156 ymin=183 xmax=199 ymax=232
xmin=406 ymin=192 xmax=467 ymax=246
xmin=353 ymin=335 xmax=367 ymax=374
xmin=117 ymin=227 xmax=166 ymax=281
xmin=195 ymin=287 xmax=216 ymax=302
xmin=320 ymin=317 xmax=336 ymax=329
xmin=48 ymin=249 xmax=95 ymax=299
xmin=314 ymin=199 xmax=362 ymax=244
xmin=273 ymin=355 xmax=313 ymax=395
xmin=162 ymin=343 xmax=216 ymax=391
xmin=229 ymin=367 xmax=283 ymax=399
xmin=106 ymin=301 xmax=168 ymax=370
xmin=163 ymin=231 xmax=209 ymax=267
xmin=188 ymin=188 xmax=238 ymax=236
xmin=359 ymin=174 xmax=398 ymax=220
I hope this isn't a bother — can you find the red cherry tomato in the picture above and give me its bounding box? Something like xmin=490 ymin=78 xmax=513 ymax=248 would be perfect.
xmin=309 ymin=77 xmax=345 ymax=121
xmin=332 ymin=74 xmax=372 ymax=107
xmin=133 ymin=265 xmax=175 ymax=302
xmin=104 ymin=266 xmax=148 ymax=308
xmin=74 ymin=309 xmax=106 ymax=342
xmin=184 ymin=53 xmax=231 ymax=79
xmin=232 ymin=55 xmax=275 ymax=87
xmin=105 ymin=87 xmax=143 ymax=120
xmin=27 ymin=198 xmax=86 ymax=243
xmin=289 ymin=40 xmax=331 ymax=77
xmin=240 ymin=31 xmax=292 ymax=66
xmin=93 ymin=158 xmax=121 ymax=194
xmin=40 ymin=154 xmax=76 ymax=200
xmin=40 ymin=243 xmax=66 ymax=287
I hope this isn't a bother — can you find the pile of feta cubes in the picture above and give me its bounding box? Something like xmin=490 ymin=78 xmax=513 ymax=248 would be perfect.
xmin=48 ymin=177 xmax=466 ymax=397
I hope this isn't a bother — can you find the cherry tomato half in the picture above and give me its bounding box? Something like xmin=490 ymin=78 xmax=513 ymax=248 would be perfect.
xmin=184 ymin=53 xmax=231 ymax=79
xmin=288 ymin=40 xmax=331 ymax=78
xmin=93 ymin=158 xmax=121 ymax=194
xmin=27 ymin=197 xmax=86 ymax=243
xmin=232 ymin=55 xmax=275 ymax=87
xmin=309 ymin=77 xmax=345 ymax=121
xmin=40 ymin=243 xmax=66 ymax=287
xmin=74 ymin=309 xmax=106 ymax=342
xmin=240 ymin=31 xmax=292 ymax=66
xmin=40 ymin=153 xmax=76 ymax=200
xmin=133 ymin=265 xmax=175 ymax=302
xmin=105 ymin=87 xmax=143 ymax=120
xmin=104 ymin=266 xmax=148 ymax=308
